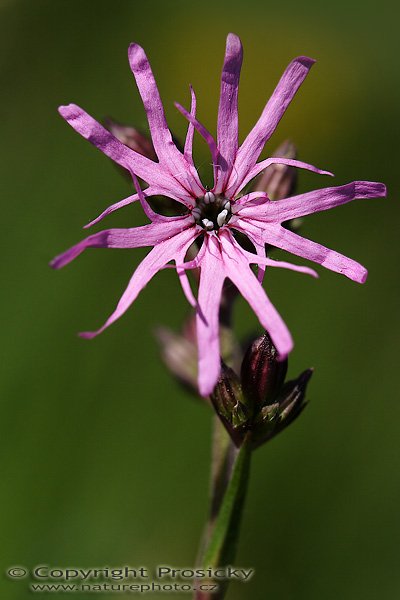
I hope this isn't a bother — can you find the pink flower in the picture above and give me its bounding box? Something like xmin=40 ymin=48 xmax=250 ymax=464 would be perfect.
xmin=52 ymin=34 xmax=386 ymax=396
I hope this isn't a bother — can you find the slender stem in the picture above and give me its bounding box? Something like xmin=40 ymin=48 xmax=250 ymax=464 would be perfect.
xmin=209 ymin=418 xmax=238 ymax=528
xmin=195 ymin=428 xmax=252 ymax=600
xmin=203 ymin=432 xmax=252 ymax=568
xmin=195 ymin=417 xmax=234 ymax=568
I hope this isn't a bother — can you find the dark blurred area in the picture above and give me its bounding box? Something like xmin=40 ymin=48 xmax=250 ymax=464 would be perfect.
xmin=0 ymin=0 xmax=399 ymax=598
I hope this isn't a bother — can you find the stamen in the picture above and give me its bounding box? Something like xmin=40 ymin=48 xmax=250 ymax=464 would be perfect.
xmin=192 ymin=207 xmax=201 ymax=221
xmin=204 ymin=191 xmax=216 ymax=204
xmin=202 ymin=218 xmax=214 ymax=230
xmin=194 ymin=193 xmax=232 ymax=231
xmin=217 ymin=209 xmax=228 ymax=227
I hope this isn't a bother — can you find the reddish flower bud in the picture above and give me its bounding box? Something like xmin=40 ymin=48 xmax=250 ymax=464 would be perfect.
xmin=241 ymin=332 xmax=288 ymax=408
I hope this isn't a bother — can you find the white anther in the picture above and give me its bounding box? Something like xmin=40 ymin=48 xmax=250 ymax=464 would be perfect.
xmin=223 ymin=200 xmax=231 ymax=211
xmin=192 ymin=207 xmax=201 ymax=220
xmin=204 ymin=191 xmax=216 ymax=204
xmin=202 ymin=218 xmax=214 ymax=230
xmin=217 ymin=209 xmax=228 ymax=227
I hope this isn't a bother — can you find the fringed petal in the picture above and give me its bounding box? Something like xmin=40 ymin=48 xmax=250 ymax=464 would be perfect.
xmin=51 ymin=216 xmax=194 ymax=269
xmin=128 ymin=43 xmax=203 ymax=197
xmin=228 ymin=156 xmax=333 ymax=197
xmin=254 ymin=223 xmax=369 ymax=283
xmin=184 ymin=86 xmax=197 ymax=164
xmin=79 ymin=228 xmax=198 ymax=338
xmin=196 ymin=235 xmax=226 ymax=396
xmin=59 ymin=104 xmax=166 ymax=186
xmin=227 ymin=56 xmax=315 ymax=192
xmin=219 ymin=231 xmax=293 ymax=359
xmin=175 ymin=102 xmax=227 ymax=193
xmin=238 ymin=181 xmax=386 ymax=223
xmin=215 ymin=33 xmax=243 ymax=193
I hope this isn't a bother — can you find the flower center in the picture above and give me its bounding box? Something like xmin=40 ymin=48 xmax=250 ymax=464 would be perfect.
xmin=192 ymin=192 xmax=232 ymax=231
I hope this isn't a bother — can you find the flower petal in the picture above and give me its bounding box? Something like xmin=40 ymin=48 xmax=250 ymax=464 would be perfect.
xmin=227 ymin=56 xmax=315 ymax=191
xmin=80 ymin=227 xmax=198 ymax=339
xmin=253 ymin=237 xmax=267 ymax=283
xmin=196 ymin=235 xmax=226 ymax=396
xmin=59 ymin=104 xmax=168 ymax=186
xmin=230 ymin=156 xmax=333 ymax=196
xmin=232 ymin=191 xmax=269 ymax=209
xmin=51 ymin=216 xmax=194 ymax=269
xmin=84 ymin=193 xmax=140 ymax=229
xmin=255 ymin=223 xmax=368 ymax=283
xmin=219 ymin=231 xmax=293 ymax=359
xmin=221 ymin=214 xmax=268 ymax=281
xmin=184 ymin=85 xmax=197 ymax=164
xmin=215 ymin=33 xmax=243 ymax=193
xmin=238 ymin=181 xmax=386 ymax=222
xmin=175 ymin=102 xmax=227 ymax=193
xmin=174 ymin=244 xmax=197 ymax=307
xmin=261 ymin=258 xmax=318 ymax=278
xmin=131 ymin=171 xmax=160 ymax=222
xmin=85 ymin=183 xmax=196 ymax=229
xmin=165 ymin=237 xmax=207 ymax=271
xmin=224 ymin=230 xmax=318 ymax=278
xmin=128 ymin=44 xmax=203 ymax=197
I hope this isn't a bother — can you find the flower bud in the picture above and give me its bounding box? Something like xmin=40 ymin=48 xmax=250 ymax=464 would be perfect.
xmin=252 ymin=368 xmax=313 ymax=448
xmin=104 ymin=118 xmax=157 ymax=161
xmin=240 ymin=332 xmax=288 ymax=408
xmin=210 ymin=363 xmax=250 ymax=447
xmin=155 ymin=325 xmax=198 ymax=393
xmin=275 ymin=368 xmax=313 ymax=428
xmin=252 ymin=140 xmax=297 ymax=201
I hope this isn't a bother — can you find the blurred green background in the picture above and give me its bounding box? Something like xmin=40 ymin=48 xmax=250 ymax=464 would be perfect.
xmin=1 ymin=0 xmax=399 ymax=598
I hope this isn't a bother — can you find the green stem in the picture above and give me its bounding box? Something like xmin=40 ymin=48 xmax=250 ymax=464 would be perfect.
xmin=203 ymin=432 xmax=252 ymax=569
xmin=195 ymin=428 xmax=252 ymax=600
xmin=209 ymin=418 xmax=237 ymax=527
xmin=195 ymin=417 xmax=234 ymax=568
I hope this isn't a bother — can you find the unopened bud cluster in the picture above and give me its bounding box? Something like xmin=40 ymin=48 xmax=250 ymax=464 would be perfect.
xmin=211 ymin=333 xmax=313 ymax=449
